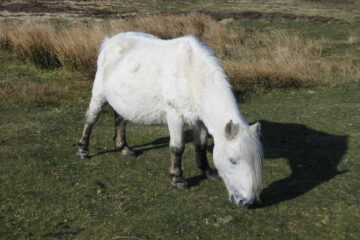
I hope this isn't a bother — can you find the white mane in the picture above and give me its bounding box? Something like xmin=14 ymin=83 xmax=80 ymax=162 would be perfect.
xmin=239 ymin=128 xmax=263 ymax=199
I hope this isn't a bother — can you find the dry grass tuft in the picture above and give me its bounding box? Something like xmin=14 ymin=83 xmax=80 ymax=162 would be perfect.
xmin=1 ymin=13 xmax=359 ymax=92
xmin=8 ymin=24 xmax=61 ymax=69
xmin=223 ymin=31 xmax=328 ymax=90
xmin=51 ymin=25 xmax=103 ymax=72
xmin=0 ymin=24 xmax=11 ymax=49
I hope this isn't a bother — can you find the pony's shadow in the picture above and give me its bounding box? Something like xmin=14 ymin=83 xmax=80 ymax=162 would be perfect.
xmin=255 ymin=120 xmax=348 ymax=208
xmin=90 ymin=121 xmax=348 ymax=207
xmin=89 ymin=130 xmax=194 ymax=158
xmin=131 ymin=129 xmax=195 ymax=155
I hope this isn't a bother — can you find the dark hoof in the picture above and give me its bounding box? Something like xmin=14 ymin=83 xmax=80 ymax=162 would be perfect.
xmin=171 ymin=176 xmax=189 ymax=190
xmin=204 ymin=168 xmax=220 ymax=180
xmin=77 ymin=149 xmax=89 ymax=159
xmin=121 ymin=147 xmax=138 ymax=158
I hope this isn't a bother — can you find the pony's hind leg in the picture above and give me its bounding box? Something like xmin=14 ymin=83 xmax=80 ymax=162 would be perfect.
xmin=77 ymin=96 xmax=105 ymax=159
xmin=193 ymin=121 xmax=219 ymax=180
xmin=113 ymin=111 xmax=136 ymax=157
xmin=167 ymin=113 xmax=188 ymax=189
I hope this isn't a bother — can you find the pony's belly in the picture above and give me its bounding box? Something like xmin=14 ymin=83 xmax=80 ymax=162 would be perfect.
xmin=106 ymin=89 xmax=167 ymax=125
xmin=115 ymin=104 xmax=167 ymax=125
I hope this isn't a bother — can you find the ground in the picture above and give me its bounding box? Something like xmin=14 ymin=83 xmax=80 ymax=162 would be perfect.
xmin=0 ymin=1 xmax=360 ymax=239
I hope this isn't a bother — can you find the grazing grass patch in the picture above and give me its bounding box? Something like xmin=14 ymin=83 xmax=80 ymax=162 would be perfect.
xmin=0 ymin=50 xmax=359 ymax=239
xmin=0 ymin=51 xmax=90 ymax=107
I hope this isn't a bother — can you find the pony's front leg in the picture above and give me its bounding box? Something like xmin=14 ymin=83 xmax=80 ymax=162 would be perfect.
xmin=167 ymin=113 xmax=188 ymax=189
xmin=114 ymin=111 xmax=137 ymax=157
xmin=193 ymin=121 xmax=219 ymax=180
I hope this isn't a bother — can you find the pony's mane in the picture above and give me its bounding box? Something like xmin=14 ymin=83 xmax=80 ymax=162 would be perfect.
xmin=239 ymin=128 xmax=263 ymax=200
xmin=187 ymin=35 xmax=232 ymax=86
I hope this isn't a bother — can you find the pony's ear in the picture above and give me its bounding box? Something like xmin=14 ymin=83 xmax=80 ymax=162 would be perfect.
xmin=249 ymin=122 xmax=261 ymax=136
xmin=225 ymin=120 xmax=239 ymax=140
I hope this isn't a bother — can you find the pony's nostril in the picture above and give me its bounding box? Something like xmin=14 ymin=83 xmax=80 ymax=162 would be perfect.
xmin=237 ymin=198 xmax=247 ymax=206
xmin=239 ymin=198 xmax=255 ymax=207
xmin=230 ymin=193 xmax=255 ymax=207
xmin=230 ymin=193 xmax=247 ymax=206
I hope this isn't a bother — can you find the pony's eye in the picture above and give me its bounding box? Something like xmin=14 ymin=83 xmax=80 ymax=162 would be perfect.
xmin=229 ymin=158 xmax=237 ymax=165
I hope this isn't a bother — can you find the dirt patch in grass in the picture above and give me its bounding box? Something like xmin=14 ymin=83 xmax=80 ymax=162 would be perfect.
xmin=0 ymin=1 xmax=349 ymax=24
xmin=300 ymin=0 xmax=356 ymax=4
xmin=0 ymin=1 xmax=78 ymax=14
xmin=202 ymin=11 xmax=348 ymax=24
xmin=156 ymin=11 xmax=349 ymax=24
xmin=0 ymin=1 xmax=138 ymax=18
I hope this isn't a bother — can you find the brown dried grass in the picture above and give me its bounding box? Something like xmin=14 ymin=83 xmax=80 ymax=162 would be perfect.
xmin=0 ymin=24 xmax=10 ymax=49
xmin=7 ymin=24 xmax=61 ymax=69
xmin=0 ymin=13 xmax=358 ymax=92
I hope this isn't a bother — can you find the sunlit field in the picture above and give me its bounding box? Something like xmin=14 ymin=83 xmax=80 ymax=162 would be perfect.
xmin=1 ymin=1 xmax=360 ymax=239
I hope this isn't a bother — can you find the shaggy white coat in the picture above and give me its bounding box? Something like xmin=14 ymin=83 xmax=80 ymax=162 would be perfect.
xmin=89 ymin=32 xmax=263 ymax=204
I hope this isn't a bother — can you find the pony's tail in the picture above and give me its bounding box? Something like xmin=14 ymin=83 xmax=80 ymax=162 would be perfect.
xmin=97 ymin=36 xmax=110 ymax=68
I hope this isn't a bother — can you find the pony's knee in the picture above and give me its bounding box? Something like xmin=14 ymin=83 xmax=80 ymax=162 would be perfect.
xmin=170 ymin=146 xmax=184 ymax=156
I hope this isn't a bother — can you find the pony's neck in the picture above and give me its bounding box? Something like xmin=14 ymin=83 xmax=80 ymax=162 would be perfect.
xmin=199 ymin=83 xmax=248 ymax=142
xmin=190 ymin=46 xmax=248 ymax=141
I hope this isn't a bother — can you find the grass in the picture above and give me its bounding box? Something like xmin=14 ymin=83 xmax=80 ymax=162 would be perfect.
xmin=1 ymin=1 xmax=360 ymax=239
xmin=0 ymin=51 xmax=90 ymax=107
xmin=1 ymin=13 xmax=359 ymax=94
xmin=0 ymin=49 xmax=359 ymax=239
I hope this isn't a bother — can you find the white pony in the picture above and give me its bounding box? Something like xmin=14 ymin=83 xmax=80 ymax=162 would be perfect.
xmin=77 ymin=32 xmax=263 ymax=206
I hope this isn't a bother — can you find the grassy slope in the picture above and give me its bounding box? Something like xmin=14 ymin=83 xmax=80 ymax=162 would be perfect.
xmin=0 ymin=50 xmax=359 ymax=239
xmin=1 ymin=1 xmax=360 ymax=239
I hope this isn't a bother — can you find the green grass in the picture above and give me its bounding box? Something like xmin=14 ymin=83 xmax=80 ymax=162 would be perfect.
xmin=1 ymin=1 xmax=360 ymax=238
xmin=0 ymin=47 xmax=359 ymax=239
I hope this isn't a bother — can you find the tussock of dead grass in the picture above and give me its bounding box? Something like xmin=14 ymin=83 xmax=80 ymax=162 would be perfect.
xmin=8 ymin=24 xmax=61 ymax=69
xmin=0 ymin=13 xmax=359 ymax=92
xmin=0 ymin=24 xmax=10 ymax=49
xmin=223 ymin=31 xmax=327 ymax=90
xmin=52 ymin=25 xmax=103 ymax=71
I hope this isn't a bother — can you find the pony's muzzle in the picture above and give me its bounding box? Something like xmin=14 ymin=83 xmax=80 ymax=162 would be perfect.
xmin=229 ymin=193 xmax=254 ymax=207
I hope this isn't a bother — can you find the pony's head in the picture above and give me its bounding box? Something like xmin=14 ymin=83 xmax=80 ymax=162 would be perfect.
xmin=213 ymin=120 xmax=263 ymax=206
